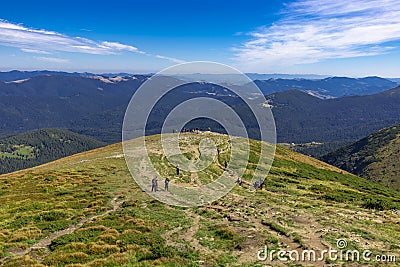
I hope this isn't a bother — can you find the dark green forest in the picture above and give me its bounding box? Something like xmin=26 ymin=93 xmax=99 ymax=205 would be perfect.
xmin=0 ymin=128 xmax=105 ymax=174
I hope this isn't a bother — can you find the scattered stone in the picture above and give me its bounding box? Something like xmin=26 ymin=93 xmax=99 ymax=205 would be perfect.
xmin=228 ymin=215 xmax=241 ymax=222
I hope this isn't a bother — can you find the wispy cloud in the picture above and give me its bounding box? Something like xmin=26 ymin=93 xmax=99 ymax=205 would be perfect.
xmin=0 ymin=19 xmax=185 ymax=64
xmin=155 ymin=54 xmax=186 ymax=64
xmin=0 ymin=20 xmax=139 ymax=55
xmin=34 ymin=56 xmax=70 ymax=63
xmin=234 ymin=0 xmax=400 ymax=70
xmin=21 ymin=48 xmax=51 ymax=54
xmin=101 ymin=41 xmax=140 ymax=53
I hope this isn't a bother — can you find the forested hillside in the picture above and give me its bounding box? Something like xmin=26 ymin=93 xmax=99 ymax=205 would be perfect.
xmin=0 ymin=128 xmax=105 ymax=174
xmin=322 ymin=124 xmax=400 ymax=189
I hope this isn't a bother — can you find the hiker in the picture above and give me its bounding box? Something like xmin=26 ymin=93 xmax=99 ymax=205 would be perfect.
xmin=217 ymin=147 xmax=221 ymax=156
xmin=253 ymin=180 xmax=260 ymax=190
xmin=165 ymin=177 xmax=170 ymax=191
xmin=253 ymin=178 xmax=264 ymax=190
xmin=224 ymin=160 xmax=227 ymax=168
xmin=151 ymin=177 xmax=158 ymax=192
xmin=176 ymin=164 xmax=180 ymax=175
xmin=258 ymin=178 xmax=264 ymax=190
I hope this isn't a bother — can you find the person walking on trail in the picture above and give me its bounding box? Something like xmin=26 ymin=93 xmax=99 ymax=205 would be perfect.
xmin=253 ymin=180 xmax=260 ymax=190
xmin=176 ymin=164 xmax=180 ymax=175
xmin=258 ymin=178 xmax=264 ymax=190
xmin=253 ymin=178 xmax=264 ymax=190
xmin=151 ymin=177 xmax=158 ymax=192
xmin=165 ymin=177 xmax=170 ymax=191
xmin=217 ymin=147 xmax=221 ymax=156
xmin=224 ymin=160 xmax=227 ymax=169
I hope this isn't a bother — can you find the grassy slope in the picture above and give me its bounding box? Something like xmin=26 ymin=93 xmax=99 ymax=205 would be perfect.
xmin=322 ymin=124 xmax=400 ymax=189
xmin=0 ymin=133 xmax=398 ymax=267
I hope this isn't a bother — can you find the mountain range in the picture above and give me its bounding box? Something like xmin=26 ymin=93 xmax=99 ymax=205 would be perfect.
xmin=1 ymin=72 xmax=400 ymax=147
xmin=253 ymin=76 xmax=398 ymax=98
xmin=1 ymin=70 xmax=398 ymax=97
xmin=267 ymin=87 xmax=400 ymax=143
xmin=0 ymin=75 xmax=148 ymax=142
xmin=0 ymin=70 xmax=137 ymax=82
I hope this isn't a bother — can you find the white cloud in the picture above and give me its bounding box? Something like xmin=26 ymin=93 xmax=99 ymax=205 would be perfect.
xmin=0 ymin=20 xmax=118 ymax=54
xmin=101 ymin=41 xmax=139 ymax=53
xmin=0 ymin=19 xmax=185 ymax=64
xmin=234 ymin=0 xmax=400 ymax=71
xmin=34 ymin=56 xmax=70 ymax=63
xmin=21 ymin=48 xmax=51 ymax=54
xmin=155 ymin=54 xmax=186 ymax=64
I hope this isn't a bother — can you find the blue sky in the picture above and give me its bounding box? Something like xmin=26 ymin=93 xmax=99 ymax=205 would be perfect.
xmin=0 ymin=0 xmax=399 ymax=77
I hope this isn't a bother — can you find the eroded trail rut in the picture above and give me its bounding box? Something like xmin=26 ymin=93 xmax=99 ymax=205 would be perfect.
xmin=1 ymin=195 xmax=124 ymax=265
xmin=162 ymin=209 xmax=212 ymax=255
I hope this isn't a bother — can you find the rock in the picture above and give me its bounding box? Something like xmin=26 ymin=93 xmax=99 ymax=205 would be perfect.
xmin=228 ymin=215 xmax=241 ymax=222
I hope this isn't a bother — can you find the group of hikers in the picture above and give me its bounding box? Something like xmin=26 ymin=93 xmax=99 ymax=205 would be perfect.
xmin=171 ymin=127 xmax=213 ymax=134
xmin=151 ymin=175 xmax=264 ymax=192
xmin=151 ymin=176 xmax=170 ymax=192
xmin=180 ymin=127 xmax=201 ymax=133
xmin=151 ymin=163 xmax=179 ymax=192
xmin=151 ymin=170 xmax=264 ymax=193
xmin=235 ymin=176 xmax=264 ymax=190
xmin=150 ymin=145 xmax=265 ymax=192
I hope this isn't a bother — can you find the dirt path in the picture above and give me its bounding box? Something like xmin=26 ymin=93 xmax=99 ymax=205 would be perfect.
xmin=188 ymin=144 xmax=201 ymax=186
xmin=1 ymin=195 xmax=124 ymax=265
xmin=162 ymin=209 xmax=211 ymax=255
xmin=181 ymin=210 xmax=211 ymax=254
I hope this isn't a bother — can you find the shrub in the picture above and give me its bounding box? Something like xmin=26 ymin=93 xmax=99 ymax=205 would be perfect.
xmin=88 ymin=242 xmax=120 ymax=254
xmin=361 ymin=199 xmax=391 ymax=210
xmin=45 ymin=251 xmax=89 ymax=265
xmin=261 ymin=220 xmax=290 ymax=237
xmin=265 ymin=234 xmax=278 ymax=245
xmin=214 ymin=227 xmax=237 ymax=240
xmin=291 ymin=232 xmax=305 ymax=247
xmin=34 ymin=210 xmax=67 ymax=222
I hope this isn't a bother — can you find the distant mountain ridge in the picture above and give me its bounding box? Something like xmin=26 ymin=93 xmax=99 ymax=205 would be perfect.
xmin=0 ymin=73 xmax=399 ymax=146
xmin=267 ymin=87 xmax=400 ymax=143
xmin=1 ymin=70 xmax=398 ymax=99
xmin=321 ymin=124 xmax=400 ymax=189
xmin=0 ymin=75 xmax=240 ymax=142
xmin=0 ymin=70 xmax=329 ymax=82
xmin=0 ymin=70 xmax=141 ymax=82
xmin=253 ymin=76 xmax=397 ymax=98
